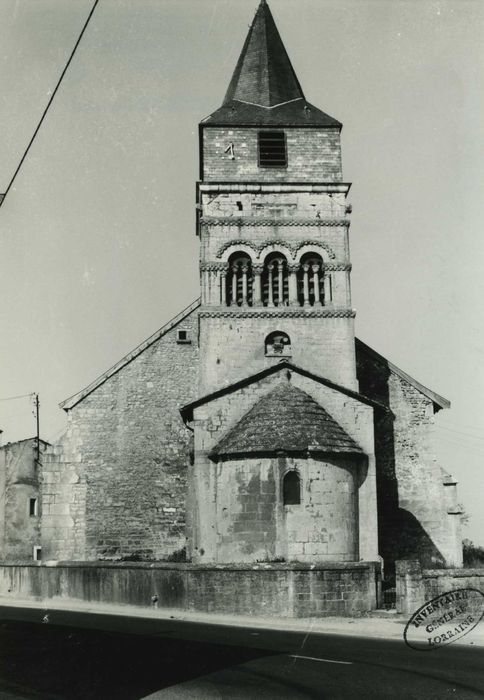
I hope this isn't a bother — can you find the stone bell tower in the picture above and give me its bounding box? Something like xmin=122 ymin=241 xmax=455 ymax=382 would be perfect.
xmin=197 ymin=0 xmax=356 ymax=394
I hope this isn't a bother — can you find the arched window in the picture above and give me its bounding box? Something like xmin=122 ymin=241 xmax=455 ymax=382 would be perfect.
xmin=262 ymin=253 xmax=288 ymax=307
xmin=297 ymin=252 xmax=324 ymax=307
xmin=283 ymin=471 xmax=301 ymax=505
xmin=265 ymin=331 xmax=291 ymax=357
xmin=226 ymin=253 xmax=253 ymax=307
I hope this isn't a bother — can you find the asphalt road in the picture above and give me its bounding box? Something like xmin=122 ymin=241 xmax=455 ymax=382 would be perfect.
xmin=0 ymin=606 xmax=483 ymax=699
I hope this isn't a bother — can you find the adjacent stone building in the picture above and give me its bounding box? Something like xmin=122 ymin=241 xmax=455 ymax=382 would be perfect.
xmin=39 ymin=0 xmax=462 ymax=574
xmin=0 ymin=437 xmax=49 ymax=561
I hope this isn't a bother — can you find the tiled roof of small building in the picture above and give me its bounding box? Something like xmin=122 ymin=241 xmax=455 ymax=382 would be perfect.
xmin=210 ymin=380 xmax=364 ymax=459
xmin=201 ymin=0 xmax=340 ymax=128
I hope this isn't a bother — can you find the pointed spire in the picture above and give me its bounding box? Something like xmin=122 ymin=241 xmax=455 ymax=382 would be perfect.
xmin=201 ymin=1 xmax=341 ymax=128
xmin=223 ymin=0 xmax=304 ymax=108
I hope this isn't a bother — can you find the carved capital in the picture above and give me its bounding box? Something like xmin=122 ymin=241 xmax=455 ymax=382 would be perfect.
xmin=199 ymin=262 xmax=229 ymax=272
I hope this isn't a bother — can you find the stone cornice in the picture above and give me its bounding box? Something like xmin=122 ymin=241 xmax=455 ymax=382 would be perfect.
xmin=200 ymin=217 xmax=349 ymax=228
xmin=198 ymin=182 xmax=352 ymax=195
xmin=199 ymin=308 xmax=356 ymax=319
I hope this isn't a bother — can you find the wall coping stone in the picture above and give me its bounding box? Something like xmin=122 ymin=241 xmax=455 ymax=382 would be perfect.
xmin=0 ymin=560 xmax=379 ymax=572
xmin=423 ymin=568 xmax=484 ymax=578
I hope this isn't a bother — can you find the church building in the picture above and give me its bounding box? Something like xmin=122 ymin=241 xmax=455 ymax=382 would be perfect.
xmin=40 ymin=0 xmax=462 ymax=576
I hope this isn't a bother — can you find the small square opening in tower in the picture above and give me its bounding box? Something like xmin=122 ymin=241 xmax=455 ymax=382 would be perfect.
xmin=33 ymin=545 xmax=42 ymax=561
xmin=258 ymin=131 xmax=287 ymax=168
xmin=176 ymin=329 xmax=191 ymax=344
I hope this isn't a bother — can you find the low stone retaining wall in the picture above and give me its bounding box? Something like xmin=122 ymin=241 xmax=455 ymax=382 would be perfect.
xmin=0 ymin=561 xmax=381 ymax=618
xmin=396 ymin=560 xmax=484 ymax=616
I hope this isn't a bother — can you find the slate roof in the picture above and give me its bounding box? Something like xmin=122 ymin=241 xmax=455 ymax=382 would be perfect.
xmin=210 ymin=380 xmax=365 ymax=459
xmin=201 ymin=0 xmax=341 ymax=128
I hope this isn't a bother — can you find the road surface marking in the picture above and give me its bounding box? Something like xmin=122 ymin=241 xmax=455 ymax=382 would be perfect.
xmin=290 ymin=654 xmax=352 ymax=665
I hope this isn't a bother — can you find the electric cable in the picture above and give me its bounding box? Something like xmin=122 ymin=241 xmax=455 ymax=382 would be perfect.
xmin=0 ymin=0 xmax=100 ymax=208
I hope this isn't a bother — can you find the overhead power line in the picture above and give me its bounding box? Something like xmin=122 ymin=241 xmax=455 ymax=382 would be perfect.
xmin=0 ymin=392 xmax=35 ymax=402
xmin=0 ymin=0 xmax=100 ymax=208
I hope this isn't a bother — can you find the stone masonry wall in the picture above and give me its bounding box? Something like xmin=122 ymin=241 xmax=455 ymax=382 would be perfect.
xmin=200 ymin=194 xmax=349 ymax=265
xmin=205 ymin=455 xmax=358 ymax=564
xmin=0 ymin=439 xmax=45 ymax=561
xmin=189 ymin=369 xmax=377 ymax=563
xmin=202 ymin=128 xmax=342 ymax=182
xmin=356 ymin=344 xmax=462 ymax=570
xmin=0 ymin=560 xmax=380 ymax=618
xmin=199 ymin=315 xmax=358 ymax=395
xmin=396 ymin=559 xmax=484 ymax=616
xmin=42 ymin=310 xmax=200 ymax=561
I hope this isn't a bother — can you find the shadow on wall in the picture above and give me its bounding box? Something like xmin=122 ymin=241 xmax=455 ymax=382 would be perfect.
xmin=356 ymin=343 xmax=445 ymax=579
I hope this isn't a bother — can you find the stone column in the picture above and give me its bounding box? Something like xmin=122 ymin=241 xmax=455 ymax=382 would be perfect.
xmin=252 ymin=264 xmax=263 ymax=306
xmin=241 ymin=264 xmax=248 ymax=306
xmin=220 ymin=270 xmax=227 ymax=306
xmin=288 ymin=264 xmax=299 ymax=306
xmin=267 ymin=263 xmax=275 ymax=307
xmin=324 ymin=272 xmax=332 ymax=305
xmin=312 ymin=263 xmax=321 ymax=306
xmin=277 ymin=259 xmax=284 ymax=306
xmin=302 ymin=263 xmax=310 ymax=306
xmin=231 ymin=264 xmax=238 ymax=306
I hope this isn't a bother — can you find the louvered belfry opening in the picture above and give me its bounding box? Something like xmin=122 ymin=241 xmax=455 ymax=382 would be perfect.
xmin=258 ymin=130 xmax=287 ymax=168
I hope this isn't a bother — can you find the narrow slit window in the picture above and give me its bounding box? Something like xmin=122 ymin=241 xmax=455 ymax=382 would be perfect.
xmin=283 ymin=471 xmax=301 ymax=505
xmin=33 ymin=545 xmax=42 ymax=561
xmin=29 ymin=497 xmax=38 ymax=517
xmin=258 ymin=131 xmax=287 ymax=168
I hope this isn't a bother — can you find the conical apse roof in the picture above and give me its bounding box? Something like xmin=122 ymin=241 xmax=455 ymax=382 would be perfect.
xmin=210 ymin=381 xmax=364 ymax=459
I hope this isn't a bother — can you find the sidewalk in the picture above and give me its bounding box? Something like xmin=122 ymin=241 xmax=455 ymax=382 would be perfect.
xmin=0 ymin=596 xmax=483 ymax=647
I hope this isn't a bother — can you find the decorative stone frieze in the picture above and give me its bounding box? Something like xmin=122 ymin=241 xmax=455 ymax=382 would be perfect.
xmin=199 ymin=262 xmax=229 ymax=272
xmin=199 ymin=308 xmax=356 ymax=319
xmin=200 ymin=217 xmax=349 ymax=228
xmin=325 ymin=263 xmax=352 ymax=271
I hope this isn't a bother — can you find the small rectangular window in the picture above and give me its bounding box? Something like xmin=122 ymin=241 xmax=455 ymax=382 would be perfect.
xmin=258 ymin=131 xmax=287 ymax=168
xmin=176 ymin=329 xmax=191 ymax=344
xmin=29 ymin=498 xmax=38 ymax=517
xmin=33 ymin=546 xmax=42 ymax=561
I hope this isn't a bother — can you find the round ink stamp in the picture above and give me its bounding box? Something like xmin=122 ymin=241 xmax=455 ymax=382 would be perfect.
xmin=404 ymin=588 xmax=484 ymax=650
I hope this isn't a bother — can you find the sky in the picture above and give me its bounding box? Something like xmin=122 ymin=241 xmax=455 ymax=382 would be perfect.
xmin=0 ymin=0 xmax=483 ymax=544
